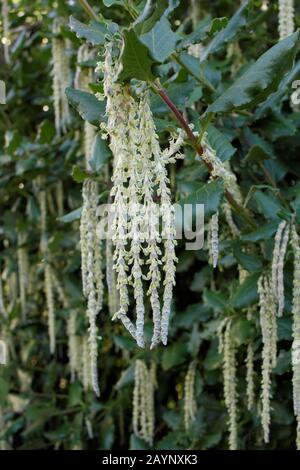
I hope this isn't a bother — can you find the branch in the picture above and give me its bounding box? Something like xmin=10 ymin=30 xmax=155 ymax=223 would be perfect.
xmin=155 ymin=83 xmax=257 ymax=229
xmin=77 ymin=0 xmax=99 ymax=21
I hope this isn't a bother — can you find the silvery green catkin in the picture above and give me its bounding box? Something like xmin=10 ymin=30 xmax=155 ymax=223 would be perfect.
xmin=278 ymin=0 xmax=294 ymax=40
xmin=0 ymin=267 xmax=7 ymax=317
xmin=74 ymin=44 xmax=96 ymax=170
xmin=17 ymin=232 xmax=28 ymax=322
xmin=132 ymin=360 xmax=156 ymax=446
xmin=272 ymin=221 xmax=289 ymax=317
xmin=246 ymin=342 xmax=255 ymax=410
xmin=222 ymin=320 xmax=238 ymax=450
xmin=38 ymin=186 xmax=56 ymax=355
xmin=52 ymin=18 xmax=70 ymax=135
xmin=210 ymin=212 xmax=219 ymax=269
xmin=1 ymin=0 xmax=10 ymax=64
xmin=291 ymin=226 xmax=300 ymax=449
xmin=184 ymin=361 xmax=197 ymax=430
xmin=80 ymin=179 xmax=103 ymax=396
xmin=258 ymin=275 xmax=277 ymax=443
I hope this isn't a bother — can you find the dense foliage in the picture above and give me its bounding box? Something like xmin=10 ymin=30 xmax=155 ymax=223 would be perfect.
xmin=1 ymin=0 xmax=300 ymax=451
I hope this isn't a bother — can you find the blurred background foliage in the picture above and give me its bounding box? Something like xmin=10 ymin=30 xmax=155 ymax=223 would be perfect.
xmin=0 ymin=0 xmax=300 ymax=450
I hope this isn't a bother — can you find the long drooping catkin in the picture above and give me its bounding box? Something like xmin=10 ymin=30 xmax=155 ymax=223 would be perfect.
xmin=52 ymin=18 xmax=70 ymax=135
xmin=80 ymin=179 xmax=103 ymax=396
xmin=74 ymin=44 xmax=97 ymax=170
xmin=1 ymin=0 xmax=10 ymax=64
xmin=258 ymin=275 xmax=277 ymax=443
xmin=278 ymin=0 xmax=294 ymax=40
xmin=38 ymin=185 xmax=56 ymax=355
xmin=246 ymin=342 xmax=255 ymax=410
xmin=291 ymin=225 xmax=300 ymax=449
xmin=17 ymin=232 xmax=28 ymax=321
xmin=184 ymin=361 xmax=197 ymax=430
xmin=272 ymin=221 xmax=290 ymax=317
xmin=210 ymin=212 xmax=219 ymax=268
xmin=222 ymin=320 xmax=238 ymax=450
xmin=132 ymin=360 xmax=156 ymax=446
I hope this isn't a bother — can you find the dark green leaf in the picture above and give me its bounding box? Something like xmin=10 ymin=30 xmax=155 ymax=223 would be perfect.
xmin=200 ymin=2 xmax=249 ymax=63
xmin=179 ymin=179 xmax=224 ymax=220
xmin=140 ymin=17 xmax=179 ymax=63
xmin=89 ymin=133 xmax=111 ymax=172
xmin=58 ymin=208 xmax=82 ymax=223
xmin=66 ymin=87 xmax=106 ymax=125
xmin=233 ymin=246 xmax=263 ymax=272
xmin=231 ymin=273 xmax=260 ymax=309
xmin=69 ymin=16 xmax=107 ymax=45
xmin=207 ymin=31 xmax=300 ymax=114
xmin=117 ymin=29 xmax=156 ymax=83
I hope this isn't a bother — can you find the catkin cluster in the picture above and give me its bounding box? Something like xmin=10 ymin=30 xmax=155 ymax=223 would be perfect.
xmin=278 ymin=0 xmax=294 ymax=40
xmin=183 ymin=361 xmax=197 ymax=430
xmin=80 ymin=179 xmax=103 ymax=396
xmin=246 ymin=341 xmax=255 ymax=411
xmin=291 ymin=225 xmax=300 ymax=449
xmin=132 ymin=360 xmax=156 ymax=446
xmin=258 ymin=275 xmax=277 ymax=443
xmin=220 ymin=320 xmax=238 ymax=450
xmin=271 ymin=220 xmax=290 ymax=317
xmin=52 ymin=18 xmax=71 ymax=135
xmin=100 ymin=45 xmax=184 ymax=348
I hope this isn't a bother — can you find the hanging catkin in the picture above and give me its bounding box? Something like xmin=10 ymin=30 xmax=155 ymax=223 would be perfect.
xmin=1 ymin=0 xmax=10 ymax=64
xmin=106 ymin=238 xmax=119 ymax=316
xmin=17 ymin=232 xmax=28 ymax=321
xmin=210 ymin=211 xmax=219 ymax=269
xmin=74 ymin=44 xmax=97 ymax=170
xmin=271 ymin=220 xmax=290 ymax=317
xmin=221 ymin=320 xmax=238 ymax=450
xmin=246 ymin=342 xmax=255 ymax=410
xmin=132 ymin=360 xmax=156 ymax=446
xmin=38 ymin=185 xmax=56 ymax=355
xmin=183 ymin=361 xmax=197 ymax=430
xmin=291 ymin=225 xmax=300 ymax=449
xmin=52 ymin=18 xmax=70 ymax=135
xmin=258 ymin=275 xmax=277 ymax=443
xmin=278 ymin=0 xmax=294 ymax=40
xmin=101 ymin=45 xmax=184 ymax=348
xmin=80 ymin=179 xmax=103 ymax=396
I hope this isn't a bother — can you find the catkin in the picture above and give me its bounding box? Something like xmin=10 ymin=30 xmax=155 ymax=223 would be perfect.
xmin=291 ymin=226 xmax=300 ymax=449
xmin=1 ymin=0 xmax=10 ymax=64
xmin=272 ymin=221 xmax=289 ymax=317
xmin=80 ymin=179 xmax=103 ymax=396
xmin=38 ymin=186 xmax=56 ymax=354
xmin=132 ymin=360 xmax=156 ymax=446
xmin=278 ymin=0 xmax=294 ymax=40
xmin=210 ymin=211 xmax=219 ymax=269
xmin=184 ymin=361 xmax=197 ymax=430
xmin=246 ymin=342 xmax=255 ymax=410
xmin=74 ymin=44 xmax=96 ymax=170
xmin=17 ymin=232 xmax=28 ymax=321
xmin=52 ymin=18 xmax=71 ymax=135
xmin=258 ymin=275 xmax=277 ymax=443
xmin=222 ymin=320 xmax=238 ymax=450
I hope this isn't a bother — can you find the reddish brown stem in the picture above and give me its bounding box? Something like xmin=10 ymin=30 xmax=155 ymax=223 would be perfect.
xmin=157 ymin=85 xmax=257 ymax=229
